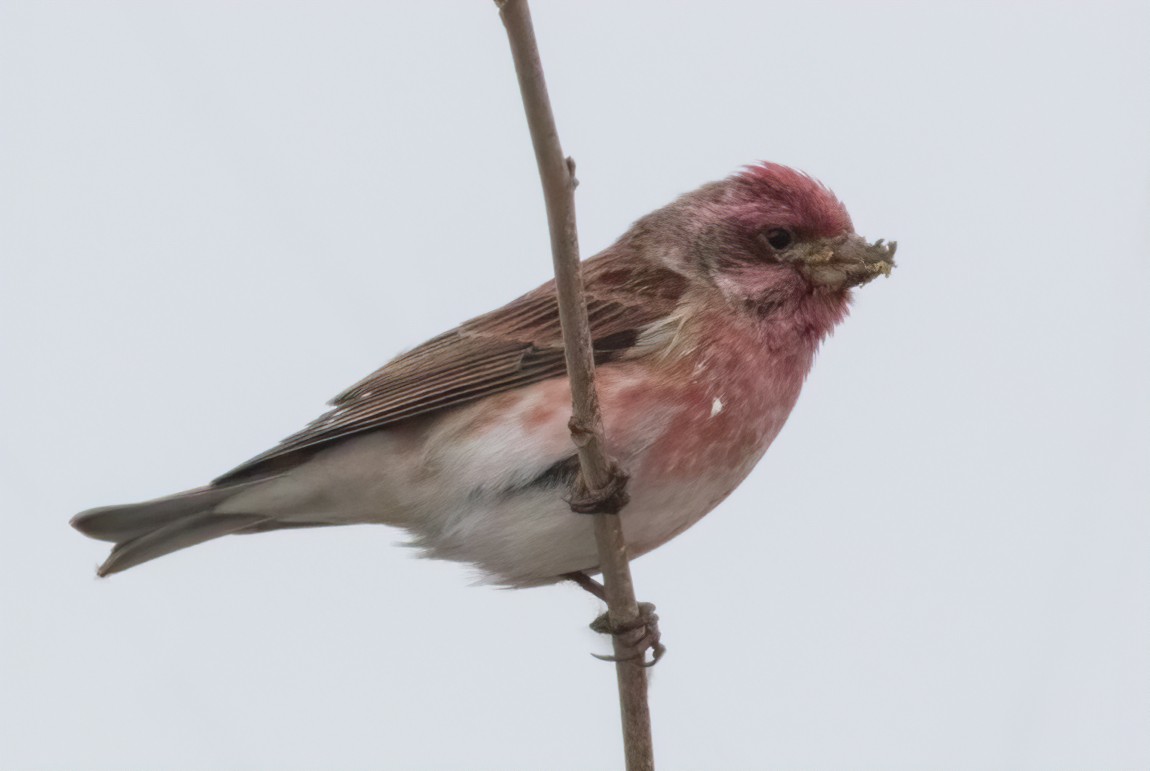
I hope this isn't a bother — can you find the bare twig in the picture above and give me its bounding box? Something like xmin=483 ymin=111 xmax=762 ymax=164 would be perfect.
xmin=493 ymin=1 xmax=655 ymax=769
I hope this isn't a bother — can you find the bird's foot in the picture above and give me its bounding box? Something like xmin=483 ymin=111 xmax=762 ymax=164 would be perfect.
xmin=564 ymin=571 xmax=665 ymax=666
xmin=590 ymin=602 xmax=665 ymax=667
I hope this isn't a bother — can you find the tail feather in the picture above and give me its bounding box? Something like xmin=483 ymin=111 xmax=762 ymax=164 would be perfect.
xmin=96 ymin=512 xmax=269 ymax=577
xmin=71 ymin=484 xmax=265 ymax=543
xmin=71 ymin=479 xmax=281 ymax=576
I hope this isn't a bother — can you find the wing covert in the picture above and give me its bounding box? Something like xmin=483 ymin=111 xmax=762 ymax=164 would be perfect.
xmin=215 ymin=258 xmax=687 ymax=484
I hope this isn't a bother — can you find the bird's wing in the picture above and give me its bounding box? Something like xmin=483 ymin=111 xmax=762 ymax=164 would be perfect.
xmin=215 ymin=259 xmax=688 ymax=484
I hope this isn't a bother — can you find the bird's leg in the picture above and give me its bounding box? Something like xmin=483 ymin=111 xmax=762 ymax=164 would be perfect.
xmin=563 ymin=572 xmax=665 ymax=667
xmin=565 ymin=569 xmax=607 ymax=600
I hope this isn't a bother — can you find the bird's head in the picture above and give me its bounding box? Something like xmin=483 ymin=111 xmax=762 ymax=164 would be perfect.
xmin=660 ymin=163 xmax=895 ymax=310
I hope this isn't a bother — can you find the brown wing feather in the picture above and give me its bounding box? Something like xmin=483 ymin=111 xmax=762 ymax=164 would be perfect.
xmin=215 ymin=255 xmax=688 ymax=484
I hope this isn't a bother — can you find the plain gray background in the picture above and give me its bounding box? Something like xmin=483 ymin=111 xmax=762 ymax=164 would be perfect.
xmin=2 ymin=2 xmax=1148 ymax=769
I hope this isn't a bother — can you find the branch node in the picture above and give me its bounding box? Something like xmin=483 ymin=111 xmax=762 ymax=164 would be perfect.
xmin=568 ymin=465 xmax=630 ymax=515
xmin=566 ymin=156 xmax=579 ymax=188
xmin=567 ymin=415 xmax=595 ymax=447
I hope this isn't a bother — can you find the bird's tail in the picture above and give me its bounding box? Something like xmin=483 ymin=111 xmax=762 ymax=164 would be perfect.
xmin=71 ymin=480 xmax=284 ymax=576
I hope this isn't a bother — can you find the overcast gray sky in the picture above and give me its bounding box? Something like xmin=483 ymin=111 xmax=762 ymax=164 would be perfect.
xmin=2 ymin=2 xmax=1148 ymax=769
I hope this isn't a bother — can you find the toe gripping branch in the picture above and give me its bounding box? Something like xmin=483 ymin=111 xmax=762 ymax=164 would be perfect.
xmin=591 ymin=603 xmax=665 ymax=667
xmin=566 ymin=572 xmax=665 ymax=667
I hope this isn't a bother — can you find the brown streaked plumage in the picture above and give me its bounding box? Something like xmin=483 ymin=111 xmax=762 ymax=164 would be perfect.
xmin=219 ymin=258 xmax=689 ymax=483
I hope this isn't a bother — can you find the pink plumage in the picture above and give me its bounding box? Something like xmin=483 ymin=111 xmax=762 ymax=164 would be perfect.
xmin=734 ymin=162 xmax=854 ymax=238
xmin=72 ymin=162 xmax=895 ymax=586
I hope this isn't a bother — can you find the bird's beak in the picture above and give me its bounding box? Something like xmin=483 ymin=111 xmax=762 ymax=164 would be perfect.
xmin=798 ymin=234 xmax=897 ymax=290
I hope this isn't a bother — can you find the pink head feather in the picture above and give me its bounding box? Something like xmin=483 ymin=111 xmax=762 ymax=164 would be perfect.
xmin=731 ymin=163 xmax=853 ymax=239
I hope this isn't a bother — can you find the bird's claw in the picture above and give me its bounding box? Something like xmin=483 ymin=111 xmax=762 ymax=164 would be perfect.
xmin=589 ymin=602 xmax=665 ymax=667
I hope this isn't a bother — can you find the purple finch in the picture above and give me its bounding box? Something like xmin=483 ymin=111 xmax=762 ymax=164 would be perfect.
xmin=72 ymin=163 xmax=895 ymax=586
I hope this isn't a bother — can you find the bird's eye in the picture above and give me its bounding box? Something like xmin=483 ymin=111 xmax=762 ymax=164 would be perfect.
xmin=763 ymin=228 xmax=793 ymax=250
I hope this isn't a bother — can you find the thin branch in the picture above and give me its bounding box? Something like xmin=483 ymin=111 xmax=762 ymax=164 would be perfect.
xmin=493 ymin=2 xmax=655 ymax=769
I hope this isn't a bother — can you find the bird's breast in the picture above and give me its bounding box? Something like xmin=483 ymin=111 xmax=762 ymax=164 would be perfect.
xmin=605 ymin=315 xmax=814 ymax=475
xmin=594 ymin=315 xmax=820 ymax=555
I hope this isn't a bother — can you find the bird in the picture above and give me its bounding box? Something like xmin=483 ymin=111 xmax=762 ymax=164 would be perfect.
xmin=72 ymin=162 xmax=895 ymax=589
